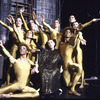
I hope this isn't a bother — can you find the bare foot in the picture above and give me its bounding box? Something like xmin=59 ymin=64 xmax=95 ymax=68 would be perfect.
xmin=79 ymin=85 xmax=84 ymax=88
xmin=0 ymin=94 xmax=11 ymax=98
xmin=84 ymin=82 xmax=89 ymax=85
xmin=1 ymin=82 xmax=7 ymax=87
xmin=69 ymin=90 xmax=81 ymax=96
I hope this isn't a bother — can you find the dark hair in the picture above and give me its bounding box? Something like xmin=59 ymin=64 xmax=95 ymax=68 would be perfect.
xmin=15 ymin=17 xmax=22 ymax=22
xmin=73 ymin=22 xmax=83 ymax=31
xmin=54 ymin=19 xmax=60 ymax=24
xmin=24 ymin=30 xmax=33 ymax=39
xmin=61 ymin=27 xmax=73 ymax=42
xmin=64 ymin=27 xmax=72 ymax=34
xmin=19 ymin=43 xmax=29 ymax=51
xmin=27 ymin=20 xmax=35 ymax=30
xmin=45 ymin=39 xmax=56 ymax=49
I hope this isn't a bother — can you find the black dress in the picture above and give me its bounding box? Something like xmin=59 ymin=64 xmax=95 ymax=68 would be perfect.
xmin=38 ymin=49 xmax=61 ymax=94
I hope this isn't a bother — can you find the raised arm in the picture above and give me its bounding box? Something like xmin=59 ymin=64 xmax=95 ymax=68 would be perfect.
xmin=8 ymin=14 xmax=25 ymax=43
xmin=20 ymin=7 xmax=29 ymax=31
xmin=41 ymin=14 xmax=54 ymax=32
xmin=0 ymin=40 xmax=16 ymax=64
xmin=82 ymin=18 xmax=100 ymax=28
xmin=32 ymin=12 xmax=40 ymax=27
xmin=0 ymin=20 xmax=13 ymax=32
xmin=32 ymin=12 xmax=47 ymax=38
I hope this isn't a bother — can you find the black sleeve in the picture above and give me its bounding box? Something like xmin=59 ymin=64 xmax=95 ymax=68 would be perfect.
xmin=33 ymin=39 xmax=44 ymax=51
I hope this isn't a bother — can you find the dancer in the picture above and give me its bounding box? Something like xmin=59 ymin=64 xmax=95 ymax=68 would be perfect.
xmin=0 ymin=15 xmax=25 ymax=85
xmin=40 ymin=14 xmax=62 ymax=49
xmin=60 ymin=27 xmax=82 ymax=96
xmin=68 ymin=15 xmax=100 ymax=88
xmin=32 ymin=12 xmax=50 ymax=48
xmin=20 ymin=7 xmax=39 ymax=48
xmin=0 ymin=40 xmax=39 ymax=98
xmin=7 ymin=14 xmax=40 ymax=62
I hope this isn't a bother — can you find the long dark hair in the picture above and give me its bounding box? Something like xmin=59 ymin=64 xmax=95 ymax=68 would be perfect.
xmin=45 ymin=39 xmax=56 ymax=50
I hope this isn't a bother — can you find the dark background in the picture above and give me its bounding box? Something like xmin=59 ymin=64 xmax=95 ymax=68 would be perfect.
xmin=61 ymin=0 xmax=100 ymax=78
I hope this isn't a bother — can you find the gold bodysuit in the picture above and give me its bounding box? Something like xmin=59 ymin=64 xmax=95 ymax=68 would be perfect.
xmin=42 ymin=21 xmax=62 ymax=49
xmin=34 ymin=19 xmax=50 ymax=48
xmin=20 ymin=13 xmax=39 ymax=48
xmin=0 ymin=47 xmax=39 ymax=98
xmin=60 ymin=33 xmax=82 ymax=95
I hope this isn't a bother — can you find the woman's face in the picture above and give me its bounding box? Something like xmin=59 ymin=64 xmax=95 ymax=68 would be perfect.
xmin=16 ymin=18 xmax=23 ymax=27
xmin=26 ymin=31 xmax=33 ymax=38
xmin=73 ymin=22 xmax=79 ymax=29
xmin=48 ymin=40 xmax=55 ymax=49
xmin=29 ymin=20 xmax=35 ymax=27
xmin=54 ymin=20 xmax=60 ymax=28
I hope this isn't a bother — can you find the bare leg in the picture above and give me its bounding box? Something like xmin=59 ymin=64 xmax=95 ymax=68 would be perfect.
xmin=76 ymin=47 xmax=85 ymax=88
xmin=63 ymin=69 xmax=71 ymax=87
xmin=69 ymin=63 xmax=82 ymax=96
xmin=0 ymin=82 xmax=18 ymax=94
xmin=10 ymin=86 xmax=39 ymax=98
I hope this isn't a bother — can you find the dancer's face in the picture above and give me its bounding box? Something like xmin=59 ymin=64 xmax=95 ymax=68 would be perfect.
xmin=48 ymin=40 xmax=55 ymax=49
xmin=20 ymin=46 xmax=28 ymax=55
xmin=64 ymin=29 xmax=72 ymax=38
xmin=26 ymin=31 xmax=33 ymax=39
xmin=16 ymin=18 xmax=23 ymax=27
xmin=73 ymin=22 xmax=79 ymax=29
xmin=54 ymin=20 xmax=60 ymax=28
xmin=29 ymin=20 xmax=35 ymax=28
xmin=43 ymin=26 xmax=48 ymax=32
xmin=69 ymin=15 xmax=76 ymax=23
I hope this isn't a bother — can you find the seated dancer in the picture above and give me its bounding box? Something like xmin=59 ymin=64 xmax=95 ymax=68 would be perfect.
xmin=60 ymin=27 xmax=82 ymax=96
xmin=0 ymin=14 xmax=25 ymax=85
xmin=0 ymin=41 xmax=39 ymax=98
xmin=32 ymin=12 xmax=50 ymax=48
xmin=40 ymin=14 xmax=62 ymax=49
xmin=68 ymin=15 xmax=100 ymax=88
xmin=31 ymin=39 xmax=63 ymax=95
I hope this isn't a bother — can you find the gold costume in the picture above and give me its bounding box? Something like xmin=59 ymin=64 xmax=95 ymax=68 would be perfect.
xmin=73 ymin=20 xmax=94 ymax=87
xmin=0 ymin=20 xmax=25 ymax=58
xmin=0 ymin=47 xmax=39 ymax=98
xmin=0 ymin=20 xmax=25 ymax=85
xmin=12 ymin=23 xmax=39 ymax=62
xmin=60 ymin=33 xmax=82 ymax=96
xmin=34 ymin=19 xmax=50 ymax=48
xmin=20 ymin=13 xmax=39 ymax=48
xmin=42 ymin=21 xmax=62 ymax=49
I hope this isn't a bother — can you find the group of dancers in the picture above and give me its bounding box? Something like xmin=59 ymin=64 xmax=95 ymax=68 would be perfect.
xmin=0 ymin=6 xmax=100 ymax=98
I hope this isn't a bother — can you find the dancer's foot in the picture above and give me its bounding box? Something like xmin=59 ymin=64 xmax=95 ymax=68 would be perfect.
xmin=0 ymin=94 xmax=11 ymax=98
xmin=79 ymin=84 xmax=84 ymax=88
xmin=69 ymin=90 xmax=81 ymax=96
xmin=84 ymin=82 xmax=89 ymax=85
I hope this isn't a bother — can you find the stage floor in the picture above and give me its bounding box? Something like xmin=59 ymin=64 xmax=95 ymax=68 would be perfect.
xmin=0 ymin=78 xmax=100 ymax=100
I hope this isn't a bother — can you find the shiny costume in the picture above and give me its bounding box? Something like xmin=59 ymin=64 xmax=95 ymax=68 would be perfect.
xmin=60 ymin=33 xmax=82 ymax=95
xmin=0 ymin=20 xmax=25 ymax=85
xmin=42 ymin=21 xmax=62 ymax=49
xmin=38 ymin=49 xmax=61 ymax=94
xmin=0 ymin=47 xmax=39 ymax=98
xmin=12 ymin=23 xmax=38 ymax=61
xmin=0 ymin=20 xmax=25 ymax=58
xmin=73 ymin=20 xmax=94 ymax=87
xmin=20 ymin=13 xmax=39 ymax=48
xmin=34 ymin=19 xmax=50 ymax=48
